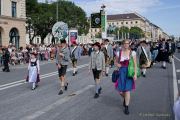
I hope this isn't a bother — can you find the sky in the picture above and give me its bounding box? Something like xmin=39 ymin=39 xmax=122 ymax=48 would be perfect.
xmin=38 ymin=0 xmax=180 ymax=37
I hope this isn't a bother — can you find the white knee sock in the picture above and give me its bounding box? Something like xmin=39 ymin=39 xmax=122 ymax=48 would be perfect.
xmin=73 ymin=68 xmax=76 ymax=73
xmin=32 ymin=82 xmax=36 ymax=89
xmin=142 ymin=69 xmax=146 ymax=75
xmin=163 ymin=61 xmax=166 ymax=67
xmin=106 ymin=67 xmax=109 ymax=74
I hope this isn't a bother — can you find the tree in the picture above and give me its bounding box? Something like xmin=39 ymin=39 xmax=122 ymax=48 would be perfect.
xmin=95 ymin=32 xmax=101 ymax=38
xmin=119 ymin=26 xmax=129 ymax=39
xmin=129 ymin=27 xmax=144 ymax=39
xmin=26 ymin=0 xmax=89 ymax=44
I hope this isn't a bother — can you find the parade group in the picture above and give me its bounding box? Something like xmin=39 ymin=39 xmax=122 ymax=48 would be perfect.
xmin=0 ymin=38 xmax=179 ymax=116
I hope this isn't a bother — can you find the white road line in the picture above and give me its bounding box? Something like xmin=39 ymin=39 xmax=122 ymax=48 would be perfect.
xmin=178 ymin=80 xmax=180 ymax=84
xmin=0 ymin=64 xmax=89 ymax=91
xmin=0 ymin=83 xmax=24 ymax=91
xmin=172 ymin=58 xmax=179 ymax=120
xmin=20 ymin=85 xmax=94 ymax=120
xmin=176 ymin=69 xmax=180 ymax=73
xmin=10 ymin=61 xmax=55 ymax=69
xmin=174 ymin=55 xmax=180 ymax=62
xmin=0 ymin=72 xmax=57 ymax=88
xmin=172 ymin=59 xmax=179 ymax=103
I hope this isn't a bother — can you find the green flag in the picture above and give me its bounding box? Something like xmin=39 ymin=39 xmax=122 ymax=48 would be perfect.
xmin=91 ymin=13 xmax=101 ymax=28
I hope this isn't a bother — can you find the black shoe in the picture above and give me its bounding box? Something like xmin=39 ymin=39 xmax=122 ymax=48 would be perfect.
xmin=98 ymin=87 xmax=102 ymax=94
xmin=124 ymin=106 xmax=130 ymax=115
xmin=58 ymin=90 xmax=63 ymax=95
xmin=35 ymin=84 xmax=39 ymax=88
xmin=72 ymin=73 xmax=75 ymax=76
xmin=64 ymin=83 xmax=68 ymax=91
xmin=94 ymin=93 xmax=99 ymax=99
xmin=105 ymin=74 xmax=108 ymax=76
xmin=75 ymin=71 xmax=78 ymax=74
xmin=31 ymin=87 xmax=36 ymax=90
xmin=143 ymin=74 xmax=146 ymax=77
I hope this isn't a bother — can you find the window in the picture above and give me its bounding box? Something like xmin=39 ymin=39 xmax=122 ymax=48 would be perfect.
xmin=131 ymin=22 xmax=133 ymax=24
xmin=126 ymin=22 xmax=128 ymax=24
xmin=121 ymin=22 xmax=123 ymax=25
xmin=37 ymin=38 xmax=39 ymax=44
xmin=112 ymin=22 xmax=114 ymax=25
xmin=95 ymin=29 xmax=97 ymax=32
xmin=117 ymin=22 xmax=119 ymax=25
xmin=12 ymin=2 xmax=17 ymax=17
xmin=136 ymin=21 xmax=138 ymax=24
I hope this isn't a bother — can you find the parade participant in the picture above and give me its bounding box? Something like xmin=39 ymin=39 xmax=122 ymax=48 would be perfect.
xmin=101 ymin=43 xmax=109 ymax=71
xmin=70 ymin=41 xmax=81 ymax=76
xmin=56 ymin=40 xmax=70 ymax=95
xmin=136 ymin=40 xmax=151 ymax=77
xmin=104 ymin=39 xmax=113 ymax=76
xmin=177 ymin=41 xmax=180 ymax=53
xmin=156 ymin=39 xmax=169 ymax=69
xmin=27 ymin=52 xmax=40 ymax=90
xmin=2 ymin=48 xmax=10 ymax=72
xmin=150 ymin=42 xmax=159 ymax=65
xmin=167 ymin=39 xmax=176 ymax=63
xmin=89 ymin=42 xmax=105 ymax=99
xmin=88 ymin=44 xmax=93 ymax=57
xmin=0 ymin=48 xmax=2 ymax=66
xmin=115 ymin=39 xmax=137 ymax=115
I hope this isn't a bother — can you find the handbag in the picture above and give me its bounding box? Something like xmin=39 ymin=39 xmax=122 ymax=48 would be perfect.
xmin=112 ymin=70 xmax=119 ymax=83
xmin=128 ymin=55 xmax=141 ymax=78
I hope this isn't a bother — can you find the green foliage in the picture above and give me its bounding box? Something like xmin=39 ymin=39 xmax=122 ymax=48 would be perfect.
xmin=26 ymin=0 xmax=89 ymax=44
xmin=129 ymin=27 xmax=144 ymax=39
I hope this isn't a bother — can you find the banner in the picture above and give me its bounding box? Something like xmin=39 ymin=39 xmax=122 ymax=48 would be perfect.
xmin=69 ymin=30 xmax=78 ymax=44
xmin=52 ymin=22 xmax=68 ymax=41
xmin=91 ymin=13 xmax=101 ymax=28
xmin=101 ymin=10 xmax=106 ymax=32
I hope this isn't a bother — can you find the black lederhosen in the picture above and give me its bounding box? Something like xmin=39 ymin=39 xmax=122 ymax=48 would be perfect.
xmin=92 ymin=69 xmax=102 ymax=80
xmin=58 ymin=65 xmax=68 ymax=77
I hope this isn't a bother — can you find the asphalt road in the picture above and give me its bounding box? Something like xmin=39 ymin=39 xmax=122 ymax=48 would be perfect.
xmin=0 ymin=54 xmax=179 ymax=120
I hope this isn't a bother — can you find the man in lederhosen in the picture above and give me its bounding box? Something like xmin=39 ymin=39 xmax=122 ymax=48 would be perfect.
xmin=2 ymin=48 xmax=10 ymax=72
xmin=104 ymin=39 xmax=113 ymax=76
xmin=56 ymin=40 xmax=71 ymax=95
xmin=136 ymin=40 xmax=151 ymax=77
xmin=70 ymin=41 xmax=81 ymax=76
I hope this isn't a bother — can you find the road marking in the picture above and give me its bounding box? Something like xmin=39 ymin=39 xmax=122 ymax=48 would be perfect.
xmin=20 ymin=85 xmax=94 ymax=120
xmin=178 ymin=80 xmax=180 ymax=84
xmin=172 ymin=59 xmax=179 ymax=103
xmin=172 ymin=58 xmax=179 ymax=120
xmin=176 ymin=69 xmax=180 ymax=73
xmin=0 ymin=64 xmax=89 ymax=91
xmin=174 ymin=55 xmax=180 ymax=62
xmin=10 ymin=61 xmax=55 ymax=69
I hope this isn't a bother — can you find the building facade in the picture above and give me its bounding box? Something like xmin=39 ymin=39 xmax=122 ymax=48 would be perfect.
xmin=0 ymin=0 xmax=26 ymax=48
xmin=89 ymin=12 xmax=168 ymax=42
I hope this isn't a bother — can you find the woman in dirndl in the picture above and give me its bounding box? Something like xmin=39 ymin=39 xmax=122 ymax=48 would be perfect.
xmin=27 ymin=52 xmax=40 ymax=90
xmin=115 ymin=39 xmax=137 ymax=115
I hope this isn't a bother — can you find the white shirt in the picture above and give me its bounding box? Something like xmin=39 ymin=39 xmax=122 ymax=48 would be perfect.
xmin=116 ymin=51 xmax=136 ymax=62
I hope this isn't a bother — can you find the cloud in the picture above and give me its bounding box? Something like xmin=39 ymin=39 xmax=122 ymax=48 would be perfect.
xmin=75 ymin=0 xmax=161 ymax=16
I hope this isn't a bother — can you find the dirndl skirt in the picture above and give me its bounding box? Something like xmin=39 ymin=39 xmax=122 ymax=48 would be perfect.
xmin=115 ymin=67 xmax=135 ymax=92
